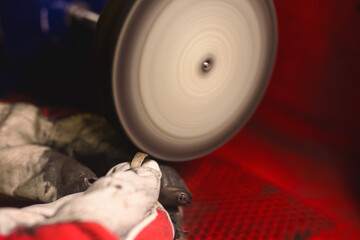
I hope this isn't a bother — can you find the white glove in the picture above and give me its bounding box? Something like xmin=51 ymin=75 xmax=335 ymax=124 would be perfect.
xmin=0 ymin=160 xmax=174 ymax=240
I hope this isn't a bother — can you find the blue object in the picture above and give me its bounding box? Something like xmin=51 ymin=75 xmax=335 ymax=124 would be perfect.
xmin=0 ymin=0 xmax=105 ymax=62
xmin=0 ymin=0 xmax=107 ymax=95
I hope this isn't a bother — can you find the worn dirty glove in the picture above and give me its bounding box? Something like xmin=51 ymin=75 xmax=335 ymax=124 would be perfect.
xmin=0 ymin=103 xmax=192 ymax=219
xmin=158 ymin=165 xmax=192 ymax=240
xmin=0 ymin=159 xmax=174 ymax=240
xmin=0 ymin=103 xmax=97 ymax=203
xmin=49 ymin=114 xmax=137 ymax=176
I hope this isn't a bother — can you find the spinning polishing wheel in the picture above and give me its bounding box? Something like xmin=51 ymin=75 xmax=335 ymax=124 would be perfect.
xmin=1 ymin=0 xmax=277 ymax=161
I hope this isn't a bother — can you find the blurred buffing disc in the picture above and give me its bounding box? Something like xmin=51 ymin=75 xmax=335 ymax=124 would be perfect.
xmin=93 ymin=0 xmax=277 ymax=161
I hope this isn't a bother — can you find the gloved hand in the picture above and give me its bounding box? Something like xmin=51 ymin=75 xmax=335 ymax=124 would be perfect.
xmin=0 ymin=102 xmax=191 ymax=239
xmin=0 ymin=159 xmax=174 ymax=240
xmin=0 ymin=102 xmax=139 ymax=202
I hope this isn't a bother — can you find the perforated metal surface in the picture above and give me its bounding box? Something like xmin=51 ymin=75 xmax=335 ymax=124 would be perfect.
xmin=175 ymin=156 xmax=333 ymax=240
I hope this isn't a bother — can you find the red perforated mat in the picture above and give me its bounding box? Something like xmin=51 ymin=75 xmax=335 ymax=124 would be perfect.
xmin=175 ymin=155 xmax=334 ymax=240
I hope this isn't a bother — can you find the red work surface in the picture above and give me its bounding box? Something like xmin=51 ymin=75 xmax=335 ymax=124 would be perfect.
xmin=171 ymin=0 xmax=360 ymax=239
